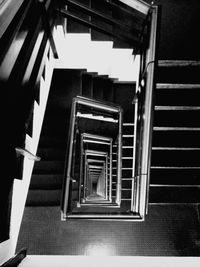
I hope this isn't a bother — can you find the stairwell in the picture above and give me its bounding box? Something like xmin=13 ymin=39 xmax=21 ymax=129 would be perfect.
xmin=15 ymin=0 xmax=200 ymax=256
xmin=24 ymin=68 xmax=136 ymax=207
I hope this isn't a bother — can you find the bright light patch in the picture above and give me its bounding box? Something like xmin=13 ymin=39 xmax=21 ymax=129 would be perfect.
xmin=53 ymin=29 xmax=140 ymax=82
xmin=85 ymin=244 xmax=113 ymax=256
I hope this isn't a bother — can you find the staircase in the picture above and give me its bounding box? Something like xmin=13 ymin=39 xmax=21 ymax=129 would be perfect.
xmin=150 ymin=60 xmax=200 ymax=204
xmin=25 ymin=65 xmax=136 ymax=209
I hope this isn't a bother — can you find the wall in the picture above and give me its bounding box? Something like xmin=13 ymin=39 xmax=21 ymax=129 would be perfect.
xmin=0 ymin=0 xmax=55 ymax=264
xmin=148 ymin=0 xmax=200 ymax=59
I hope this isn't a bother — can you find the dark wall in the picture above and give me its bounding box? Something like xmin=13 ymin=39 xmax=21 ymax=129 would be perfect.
xmin=0 ymin=0 xmax=53 ymax=243
xmin=17 ymin=204 xmax=200 ymax=256
xmin=150 ymin=0 xmax=200 ymax=59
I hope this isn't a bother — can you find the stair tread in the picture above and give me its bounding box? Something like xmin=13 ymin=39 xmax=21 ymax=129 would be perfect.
xmin=157 ymin=83 xmax=200 ymax=89
xmin=152 ymin=147 xmax=200 ymax=150
xmin=150 ymin=184 xmax=200 ymax=187
xmin=155 ymin=105 xmax=200 ymax=110
xmin=149 ymin=186 xmax=200 ymax=203
xmin=158 ymin=60 xmax=200 ymax=67
xmin=151 ymin=166 xmax=200 ymax=169
xmin=153 ymin=126 xmax=200 ymax=131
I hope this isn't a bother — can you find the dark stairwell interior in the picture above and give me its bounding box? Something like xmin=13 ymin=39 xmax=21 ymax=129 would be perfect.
xmin=11 ymin=0 xmax=200 ymax=257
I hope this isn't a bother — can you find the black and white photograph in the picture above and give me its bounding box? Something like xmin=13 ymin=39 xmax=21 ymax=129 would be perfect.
xmin=1 ymin=0 xmax=200 ymax=266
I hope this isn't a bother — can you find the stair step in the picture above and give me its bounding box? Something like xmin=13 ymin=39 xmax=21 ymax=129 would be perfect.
xmin=123 ymin=135 xmax=134 ymax=137
xmin=39 ymin=136 xmax=66 ymax=147
xmin=150 ymin=168 xmax=200 ymax=185
xmin=157 ymin=63 xmax=200 ymax=83
xmin=154 ymin=110 xmax=200 ymax=127
xmin=149 ymin=186 xmax=200 ymax=203
xmin=152 ymin=147 xmax=200 ymax=151
xmin=121 ymin=189 xmax=131 ymax=199
xmin=155 ymin=87 xmax=200 ymax=106
xmin=122 ymin=126 xmax=134 ymax=135
xmin=151 ymin=166 xmax=200 ymax=169
xmin=157 ymin=83 xmax=200 ymax=89
xmin=152 ymin=129 xmax=200 ymax=147
xmin=153 ymin=126 xmax=200 ymax=131
xmin=36 ymin=148 xmax=66 ymax=160
xmin=158 ymin=60 xmax=200 ymax=67
xmin=30 ymin=175 xmax=63 ymax=189
xmin=155 ymin=106 xmax=200 ymax=111
xmin=151 ymin=149 xmax=200 ymax=166
xmin=26 ymin=189 xmax=62 ymax=206
xmin=123 ymin=123 xmax=134 ymax=126
xmin=33 ymin=161 xmax=64 ymax=174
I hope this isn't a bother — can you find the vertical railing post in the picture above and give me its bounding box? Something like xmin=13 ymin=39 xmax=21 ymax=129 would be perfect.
xmin=116 ymin=109 xmax=123 ymax=205
xmin=131 ymin=5 xmax=159 ymax=218
xmin=62 ymin=99 xmax=76 ymax=216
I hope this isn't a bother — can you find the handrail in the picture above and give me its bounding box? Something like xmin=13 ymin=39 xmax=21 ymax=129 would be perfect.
xmin=15 ymin=147 xmax=41 ymax=161
xmin=131 ymin=5 xmax=159 ymax=218
xmin=62 ymin=96 xmax=122 ymax=216
xmin=65 ymin=0 xmax=140 ymax=37
xmin=74 ymin=96 xmax=122 ymax=113
xmin=0 ymin=248 xmax=27 ymax=267
xmin=82 ymin=133 xmax=113 ymax=142
xmin=85 ymin=150 xmax=108 ymax=156
xmin=57 ymin=8 xmax=140 ymax=47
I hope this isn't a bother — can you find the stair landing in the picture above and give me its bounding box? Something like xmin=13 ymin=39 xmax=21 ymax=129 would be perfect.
xmin=19 ymin=255 xmax=199 ymax=267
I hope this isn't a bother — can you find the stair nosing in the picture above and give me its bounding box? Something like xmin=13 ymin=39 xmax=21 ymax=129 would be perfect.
xmin=158 ymin=60 xmax=200 ymax=67
xmin=150 ymin=184 xmax=200 ymax=188
xmin=151 ymin=166 xmax=200 ymax=169
xmin=155 ymin=106 xmax=200 ymax=111
xmin=153 ymin=126 xmax=200 ymax=131
xmin=152 ymin=147 xmax=200 ymax=151
xmin=156 ymin=83 xmax=200 ymax=89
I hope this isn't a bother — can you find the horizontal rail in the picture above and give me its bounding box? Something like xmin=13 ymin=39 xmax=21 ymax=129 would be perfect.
xmin=85 ymin=149 xmax=108 ymax=156
xmin=77 ymin=112 xmax=118 ymax=123
xmin=83 ymin=140 xmax=112 ymax=145
xmin=58 ymin=8 xmax=140 ymax=47
xmin=65 ymin=0 xmax=140 ymax=36
xmin=82 ymin=133 xmax=113 ymax=142
xmin=74 ymin=96 xmax=122 ymax=113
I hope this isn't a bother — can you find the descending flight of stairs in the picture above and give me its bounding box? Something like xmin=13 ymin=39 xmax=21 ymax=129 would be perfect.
xmin=150 ymin=60 xmax=200 ymax=204
xmin=25 ymin=66 xmax=136 ymax=209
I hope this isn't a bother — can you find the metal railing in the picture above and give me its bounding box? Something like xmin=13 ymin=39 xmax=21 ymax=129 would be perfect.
xmin=61 ymin=96 xmax=122 ymax=218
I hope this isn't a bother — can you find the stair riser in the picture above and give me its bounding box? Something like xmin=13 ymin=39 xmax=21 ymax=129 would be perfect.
xmin=33 ymin=161 xmax=64 ymax=174
xmin=154 ymin=110 xmax=200 ymax=127
xmin=149 ymin=187 xmax=200 ymax=203
xmin=152 ymin=131 xmax=200 ymax=147
xmin=155 ymin=89 xmax=200 ymax=106
xmin=151 ymin=150 xmax=200 ymax=166
xmin=157 ymin=66 xmax=200 ymax=83
xmin=150 ymin=169 xmax=200 ymax=185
